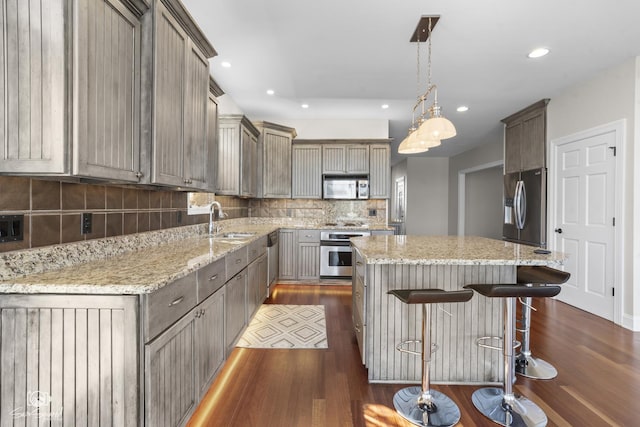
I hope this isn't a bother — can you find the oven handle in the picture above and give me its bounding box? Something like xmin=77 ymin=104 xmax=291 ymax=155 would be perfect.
xmin=320 ymin=240 xmax=352 ymax=247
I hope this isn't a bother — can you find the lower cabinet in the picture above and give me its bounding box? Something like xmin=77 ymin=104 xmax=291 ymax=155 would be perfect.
xmin=278 ymin=229 xmax=297 ymax=280
xmin=225 ymin=269 xmax=247 ymax=353
xmin=145 ymin=287 xmax=226 ymax=427
xmin=247 ymin=253 xmax=268 ymax=321
xmin=278 ymin=229 xmax=321 ymax=281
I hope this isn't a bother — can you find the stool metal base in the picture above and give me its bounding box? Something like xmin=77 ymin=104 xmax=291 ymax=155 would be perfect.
xmin=516 ymin=354 xmax=558 ymax=380
xmin=471 ymin=387 xmax=547 ymax=427
xmin=393 ymin=386 xmax=461 ymax=427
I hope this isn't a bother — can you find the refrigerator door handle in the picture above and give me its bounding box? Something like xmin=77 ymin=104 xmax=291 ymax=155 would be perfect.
xmin=519 ymin=180 xmax=527 ymax=229
xmin=514 ymin=180 xmax=525 ymax=230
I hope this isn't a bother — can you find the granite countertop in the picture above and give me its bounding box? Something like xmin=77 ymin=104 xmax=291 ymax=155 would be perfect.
xmin=0 ymin=218 xmax=393 ymax=295
xmin=0 ymin=224 xmax=279 ymax=295
xmin=351 ymin=235 xmax=567 ymax=266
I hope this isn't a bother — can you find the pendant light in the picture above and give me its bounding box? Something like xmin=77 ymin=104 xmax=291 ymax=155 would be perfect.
xmin=398 ymin=16 xmax=455 ymax=154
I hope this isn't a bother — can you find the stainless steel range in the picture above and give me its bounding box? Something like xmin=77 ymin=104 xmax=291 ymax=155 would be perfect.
xmin=320 ymin=230 xmax=370 ymax=278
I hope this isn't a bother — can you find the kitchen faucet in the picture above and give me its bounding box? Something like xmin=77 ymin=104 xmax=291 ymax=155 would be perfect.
xmin=208 ymin=201 xmax=225 ymax=235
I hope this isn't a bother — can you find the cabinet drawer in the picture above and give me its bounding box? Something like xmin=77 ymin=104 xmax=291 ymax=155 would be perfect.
xmin=197 ymin=257 xmax=226 ymax=302
xmin=226 ymin=248 xmax=248 ymax=280
xmin=353 ymin=306 xmax=365 ymax=365
xmin=354 ymin=249 xmax=365 ymax=279
xmin=353 ymin=274 xmax=365 ymax=321
xmin=248 ymin=236 xmax=267 ymax=262
xmin=297 ymin=230 xmax=320 ymax=243
xmin=144 ymin=272 xmax=197 ymax=342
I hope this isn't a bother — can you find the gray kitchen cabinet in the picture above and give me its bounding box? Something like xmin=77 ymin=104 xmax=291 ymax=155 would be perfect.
xmin=216 ymin=115 xmax=260 ymax=197
xmin=292 ymin=144 xmax=323 ymax=198
xmin=145 ymin=305 xmax=198 ymax=427
xmin=254 ymin=121 xmax=298 ymax=198
xmin=322 ymin=144 xmax=369 ymax=175
xmin=0 ymin=294 xmax=139 ymax=426
xmin=297 ymin=230 xmax=321 ymax=281
xmin=148 ymin=0 xmax=215 ymax=190
xmin=206 ymin=81 xmax=221 ymax=192
xmin=369 ymin=144 xmax=391 ymax=198
xmin=278 ymin=229 xmax=297 ymax=280
xmin=247 ymin=253 xmax=268 ymax=320
xmin=352 ymin=248 xmax=366 ymax=364
xmin=0 ymin=0 xmax=145 ymax=182
xmin=195 ymin=287 xmax=226 ymax=398
xmin=502 ymin=99 xmax=549 ymax=173
xmin=225 ymin=269 xmax=247 ymax=353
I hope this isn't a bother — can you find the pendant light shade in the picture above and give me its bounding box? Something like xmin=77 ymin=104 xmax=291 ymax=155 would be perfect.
xmin=398 ymin=128 xmax=440 ymax=154
xmin=417 ymin=115 xmax=457 ymax=140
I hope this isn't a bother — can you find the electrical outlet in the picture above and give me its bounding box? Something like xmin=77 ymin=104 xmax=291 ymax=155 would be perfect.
xmin=369 ymin=209 xmax=377 ymax=217
xmin=81 ymin=213 xmax=92 ymax=234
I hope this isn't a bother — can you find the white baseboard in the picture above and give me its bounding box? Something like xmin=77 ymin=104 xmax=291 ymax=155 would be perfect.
xmin=621 ymin=313 xmax=640 ymax=331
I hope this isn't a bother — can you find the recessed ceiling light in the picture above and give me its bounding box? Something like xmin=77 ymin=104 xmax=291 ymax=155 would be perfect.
xmin=266 ymin=89 xmax=275 ymax=95
xmin=456 ymin=106 xmax=469 ymax=112
xmin=381 ymin=104 xmax=389 ymax=109
xmin=528 ymin=48 xmax=549 ymax=59
xmin=221 ymin=61 xmax=232 ymax=68
xmin=301 ymin=104 xmax=309 ymax=109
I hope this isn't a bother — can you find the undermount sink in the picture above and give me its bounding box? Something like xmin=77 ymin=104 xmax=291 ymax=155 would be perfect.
xmin=219 ymin=232 xmax=256 ymax=239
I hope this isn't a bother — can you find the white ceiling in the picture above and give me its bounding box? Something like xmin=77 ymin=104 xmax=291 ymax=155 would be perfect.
xmin=182 ymin=0 xmax=640 ymax=164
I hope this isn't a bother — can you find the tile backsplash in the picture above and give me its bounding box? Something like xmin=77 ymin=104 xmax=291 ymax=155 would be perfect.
xmin=0 ymin=176 xmax=386 ymax=253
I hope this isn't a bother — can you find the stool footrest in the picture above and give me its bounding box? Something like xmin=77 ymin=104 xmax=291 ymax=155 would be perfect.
xmin=476 ymin=336 xmax=521 ymax=352
xmin=396 ymin=340 xmax=438 ymax=357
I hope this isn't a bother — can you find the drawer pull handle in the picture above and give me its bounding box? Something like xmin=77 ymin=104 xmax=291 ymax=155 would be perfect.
xmin=354 ymin=324 xmax=361 ymax=333
xmin=236 ymin=274 xmax=243 ymax=281
xmin=209 ymin=274 xmax=218 ymax=281
xmin=236 ymin=259 xmax=242 ymax=264
xmin=169 ymin=296 xmax=184 ymax=307
xmin=356 ymin=261 xmax=363 ymax=266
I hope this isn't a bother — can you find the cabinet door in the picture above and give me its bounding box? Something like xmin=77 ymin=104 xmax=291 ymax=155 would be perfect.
xmin=73 ymin=0 xmax=142 ymax=182
xmin=183 ymin=40 xmax=211 ymax=190
xmin=369 ymin=144 xmax=390 ymax=198
xmin=521 ymin=110 xmax=546 ymax=171
xmin=504 ymin=122 xmax=522 ymax=174
xmin=297 ymin=243 xmax=320 ymax=280
xmin=292 ymin=145 xmax=322 ymax=198
xmin=278 ymin=230 xmax=297 ymax=280
xmin=346 ymin=145 xmax=369 ymax=173
xmin=216 ymin=122 xmax=241 ymax=194
xmin=225 ymin=270 xmax=247 ymax=352
xmin=152 ymin=1 xmax=187 ymax=186
xmin=263 ymin=130 xmax=292 ymax=198
xmin=257 ymin=253 xmax=268 ymax=304
xmin=195 ymin=288 xmax=225 ymax=398
xmin=145 ymin=311 xmax=197 ymax=427
xmin=0 ymin=295 xmax=138 ymax=426
xmin=322 ymin=145 xmax=345 ymax=174
xmin=247 ymin=258 xmax=259 ymax=321
xmin=0 ymin=0 xmax=66 ymax=173
xmin=206 ymin=92 xmax=219 ymax=192
xmin=240 ymin=128 xmax=257 ymax=197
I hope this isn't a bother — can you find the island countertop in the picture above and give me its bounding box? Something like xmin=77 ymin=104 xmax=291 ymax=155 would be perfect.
xmin=350 ymin=235 xmax=566 ymax=266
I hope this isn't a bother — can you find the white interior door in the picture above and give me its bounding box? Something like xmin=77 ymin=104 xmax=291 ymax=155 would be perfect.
xmin=553 ymin=129 xmax=616 ymax=320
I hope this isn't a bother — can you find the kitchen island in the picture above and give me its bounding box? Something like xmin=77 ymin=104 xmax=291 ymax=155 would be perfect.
xmin=350 ymin=235 xmax=566 ymax=385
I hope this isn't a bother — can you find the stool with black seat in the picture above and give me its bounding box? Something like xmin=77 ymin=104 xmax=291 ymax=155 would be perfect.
xmin=463 ymin=283 xmax=561 ymax=427
xmin=387 ymin=288 xmax=474 ymax=427
xmin=515 ymin=266 xmax=570 ymax=380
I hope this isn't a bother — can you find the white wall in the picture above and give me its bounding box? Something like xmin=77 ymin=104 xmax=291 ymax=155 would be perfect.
xmin=448 ymin=135 xmax=504 ymax=235
xmin=547 ymin=56 xmax=638 ymax=328
xmin=465 ymin=166 xmax=504 ymax=239
xmin=405 ymin=157 xmax=449 ymax=235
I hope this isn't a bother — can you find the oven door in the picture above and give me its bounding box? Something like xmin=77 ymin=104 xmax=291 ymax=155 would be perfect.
xmin=320 ymin=243 xmax=353 ymax=278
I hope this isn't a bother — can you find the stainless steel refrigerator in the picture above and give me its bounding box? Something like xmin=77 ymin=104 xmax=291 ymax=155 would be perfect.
xmin=503 ymin=167 xmax=547 ymax=247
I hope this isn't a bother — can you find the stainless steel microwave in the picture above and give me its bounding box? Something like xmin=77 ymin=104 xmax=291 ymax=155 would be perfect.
xmin=323 ymin=177 xmax=369 ymax=199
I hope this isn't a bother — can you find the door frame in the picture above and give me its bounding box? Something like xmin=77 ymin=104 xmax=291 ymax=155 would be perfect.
xmin=457 ymin=160 xmax=504 ymax=236
xmin=548 ymin=119 xmax=626 ymax=326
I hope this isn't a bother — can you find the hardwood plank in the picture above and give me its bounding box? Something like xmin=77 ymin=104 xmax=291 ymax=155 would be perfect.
xmin=188 ymin=284 xmax=640 ymax=426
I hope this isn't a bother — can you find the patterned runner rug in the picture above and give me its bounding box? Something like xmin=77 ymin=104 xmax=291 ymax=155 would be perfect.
xmin=237 ymin=304 xmax=328 ymax=349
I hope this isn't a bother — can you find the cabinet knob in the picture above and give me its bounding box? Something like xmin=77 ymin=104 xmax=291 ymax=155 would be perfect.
xmin=555 ymin=228 xmax=563 ymax=234
xmin=135 ymin=171 xmax=143 ymax=179
xmin=209 ymin=274 xmax=218 ymax=281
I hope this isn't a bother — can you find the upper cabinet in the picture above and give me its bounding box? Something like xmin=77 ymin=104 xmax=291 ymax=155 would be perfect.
xmin=216 ymin=115 xmax=260 ymax=197
xmin=145 ymin=0 xmax=217 ymax=190
xmin=0 ymin=0 xmax=146 ymax=182
xmin=292 ymin=144 xmax=322 ymax=199
xmin=254 ymin=122 xmax=297 ymax=199
xmin=369 ymin=143 xmax=390 ymax=198
xmin=322 ymin=144 xmax=369 ymax=175
xmin=502 ymin=99 xmax=549 ymax=174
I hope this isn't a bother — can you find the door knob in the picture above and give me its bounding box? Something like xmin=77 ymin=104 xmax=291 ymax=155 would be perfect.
xmin=554 ymin=228 xmax=563 ymax=234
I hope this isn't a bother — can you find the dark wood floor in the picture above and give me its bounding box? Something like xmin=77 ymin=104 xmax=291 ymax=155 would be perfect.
xmin=188 ymin=284 xmax=640 ymax=426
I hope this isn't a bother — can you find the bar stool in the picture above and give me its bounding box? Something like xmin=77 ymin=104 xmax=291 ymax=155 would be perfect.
xmin=516 ymin=266 xmax=570 ymax=379
xmin=463 ymin=283 xmax=561 ymax=427
xmin=387 ymin=288 xmax=474 ymax=427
